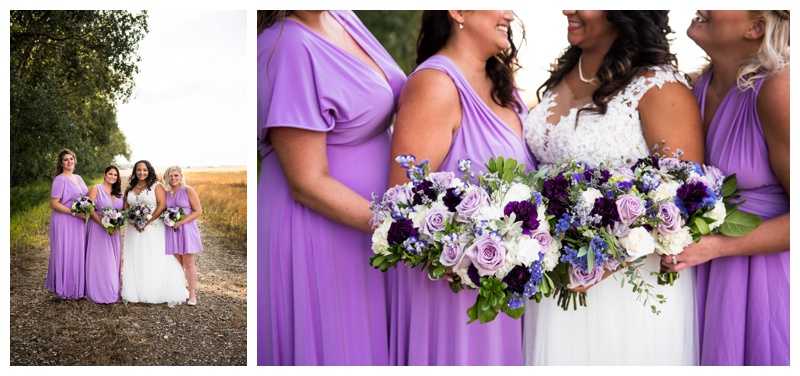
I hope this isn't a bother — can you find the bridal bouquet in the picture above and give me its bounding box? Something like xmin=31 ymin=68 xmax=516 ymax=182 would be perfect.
xmin=100 ymin=206 xmax=125 ymax=235
xmin=370 ymin=155 xmax=556 ymax=323
xmin=71 ymin=194 xmax=95 ymax=223
xmin=126 ymin=202 xmax=154 ymax=233
xmin=627 ymin=155 xmax=762 ymax=286
xmin=162 ymin=206 xmax=187 ymax=232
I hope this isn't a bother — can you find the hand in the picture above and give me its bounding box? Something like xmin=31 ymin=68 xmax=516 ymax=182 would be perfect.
xmin=173 ymin=220 xmax=184 ymax=229
xmin=75 ymin=213 xmax=89 ymax=220
xmin=659 ymin=234 xmax=722 ymax=272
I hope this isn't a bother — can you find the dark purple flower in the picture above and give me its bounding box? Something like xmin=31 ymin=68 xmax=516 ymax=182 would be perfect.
xmin=590 ymin=197 xmax=620 ymax=228
xmin=543 ymin=173 xmax=570 ymax=216
xmin=412 ymin=180 xmax=437 ymax=205
xmin=503 ymin=200 xmax=540 ymax=235
xmin=675 ymin=181 xmax=713 ymax=217
xmin=467 ymin=263 xmax=481 ymax=287
xmin=442 ymin=188 xmax=462 ymax=212
xmin=583 ymin=167 xmax=611 ymax=185
xmin=632 ymin=156 xmax=660 ymax=172
xmin=503 ymin=265 xmax=532 ymax=295
xmin=387 ymin=219 xmax=418 ymax=245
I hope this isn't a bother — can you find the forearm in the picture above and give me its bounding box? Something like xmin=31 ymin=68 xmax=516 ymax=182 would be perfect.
xmin=290 ymin=175 xmax=373 ymax=233
xmin=709 ymin=213 xmax=790 ymax=258
xmin=50 ymin=201 xmax=72 ymax=215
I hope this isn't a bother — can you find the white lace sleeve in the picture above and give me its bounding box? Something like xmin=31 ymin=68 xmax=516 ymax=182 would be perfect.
xmin=615 ymin=65 xmax=690 ymax=114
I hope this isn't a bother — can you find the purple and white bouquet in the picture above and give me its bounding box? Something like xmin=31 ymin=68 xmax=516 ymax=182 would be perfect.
xmin=100 ymin=206 xmax=125 ymax=235
xmin=126 ymin=202 xmax=154 ymax=233
xmin=71 ymin=194 xmax=95 ymax=223
xmin=627 ymin=155 xmax=762 ymax=286
xmin=370 ymin=155 xmax=555 ymax=323
xmin=162 ymin=206 xmax=187 ymax=232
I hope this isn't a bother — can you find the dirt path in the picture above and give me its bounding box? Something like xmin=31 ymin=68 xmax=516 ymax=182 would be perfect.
xmin=9 ymin=221 xmax=247 ymax=366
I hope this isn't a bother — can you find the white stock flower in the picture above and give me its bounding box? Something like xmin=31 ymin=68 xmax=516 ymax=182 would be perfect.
xmin=654 ymin=227 xmax=694 ymax=255
xmin=515 ymin=236 xmax=542 ymax=267
xmin=619 ymin=227 xmax=656 ymax=259
xmin=371 ymin=220 xmax=392 ymax=255
xmin=476 ymin=204 xmax=504 ymax=227
xmin=501 ymin=183 xmax=532 ymax=207
xmin=652 ymin=181 xmax=681 ymax=203
xmin=707 ymin=201 xmax=727 ymax=231
xmin=409 ymin=204 xmax=427 ymax=229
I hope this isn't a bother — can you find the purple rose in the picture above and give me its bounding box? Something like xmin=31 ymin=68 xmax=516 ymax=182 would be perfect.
xmin=503 ymin=200 xmax=540 ymax=235
xmin=530 ymin=228 xmax=553 ymax=250
xmin=604 ymin=256 xmax=621 ymax=271
xmin=455 ymin=188 xmax=490 ymax=221
xmin=615 ymin=194 xmax=645 ymax=226
xmin=439 ymin=240 xmax=466 ymax=267
xmin=466 ymin=233 xmax=506 ymax=276
xmin=659 ymin=157 xmax=682 ymax=171
xmin=384 ymin=184 xmax=414 ymax=205
xmin=387 ymin=219 xmax=418 ymax=246
xmin=704 ymin=165 xmax=725 ymax=185
xmin=428 ymin=171 xmax=455 ymax=189
xmin=614 ymin=167 xmax=636 ymax=181
xmin=420 ymin=205 xmax=452 ymax=238
xmin=656 ymin=202 xmax=683 ymax=234
xmin=569 ymin=264 xmax=605 ymax=287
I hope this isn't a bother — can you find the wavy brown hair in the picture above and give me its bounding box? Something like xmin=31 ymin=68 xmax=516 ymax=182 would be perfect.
xmin=257 ymin=10 xmax=291 ymax=35
xmin=124 ymin=160 xmax=158 ymax=198
xmin=416 ymin=10 xmax=525 ymax=112
xmin=104 ymin=165 xmax=122 ymax=198
xmin=539 ymin=11 xmax=677 ymax=120
xmin=52 ymin=149 xmax=77 ymax=178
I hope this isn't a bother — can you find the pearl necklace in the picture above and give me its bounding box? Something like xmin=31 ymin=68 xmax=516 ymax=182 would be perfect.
xmin=578 ymin=54 xmax=595 ymax=84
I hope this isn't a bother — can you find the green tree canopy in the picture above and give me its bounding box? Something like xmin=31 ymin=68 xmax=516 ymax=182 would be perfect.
xmin=10 ymin=10 xmax=148 ymax=186
xmin=355 ymin=10 xmax=421 ymax=75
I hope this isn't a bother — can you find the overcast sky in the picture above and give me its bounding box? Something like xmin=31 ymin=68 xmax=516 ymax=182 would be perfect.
xmin=115 ymin=10 xmax=247 ymax=169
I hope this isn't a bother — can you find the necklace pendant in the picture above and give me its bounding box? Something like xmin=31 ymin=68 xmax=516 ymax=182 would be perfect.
xmin=578 ymin=54 xmax=596 ymax=84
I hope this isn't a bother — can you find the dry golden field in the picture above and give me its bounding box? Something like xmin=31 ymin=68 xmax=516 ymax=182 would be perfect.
xmin=182 ymin=170 xmax=247 ymax=253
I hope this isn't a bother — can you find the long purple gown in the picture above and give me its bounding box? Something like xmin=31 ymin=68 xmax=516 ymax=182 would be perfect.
xmin=165 ymin=187 xmax=203 ymax=255
xmin=85 ymin=185 xmax=123 ymax=303
xmin=693 ymin=72 xmax=790 ymax=365
xmin=389 ymin=55 xmax=536 ymax=366
xmin=47 ymin=174 xmax=88 ymax=299
xmin=257 ymin=10 xmax=406 ymax=366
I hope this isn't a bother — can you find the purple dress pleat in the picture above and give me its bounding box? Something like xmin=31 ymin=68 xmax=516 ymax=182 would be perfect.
xmin=46 ymin=174 xmax=88 ymax=299
xmin=257 ymin=10 xmax=406 ymax=366
xmin=693 ymin=72 xmax=790 ymax=365
xmin=389 ymin=55 xmax=536 ymax=366
xmin=85 ymin=185 xmax=123 ymax=303
xmin=165 ymin=187 xmax=203 ymax=255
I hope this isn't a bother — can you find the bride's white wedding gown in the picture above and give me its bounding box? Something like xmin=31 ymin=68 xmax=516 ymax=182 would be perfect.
xmin=121 ymin=183 xmax=189 ymax=307
xmin=522 ymin=66 xmax=697 ymax=365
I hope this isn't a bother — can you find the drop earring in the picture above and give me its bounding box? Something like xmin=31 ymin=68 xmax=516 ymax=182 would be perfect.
xmin=459 ymin=23 xmax=464 ymax=29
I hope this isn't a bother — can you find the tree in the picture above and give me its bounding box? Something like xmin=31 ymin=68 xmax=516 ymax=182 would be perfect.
xmin=355 ymin=11 xmax=421 ymax=75
xmin=10 ymin=10 xmax=148 ymax=186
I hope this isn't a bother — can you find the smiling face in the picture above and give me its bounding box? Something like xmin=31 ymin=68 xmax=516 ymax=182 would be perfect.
xmin=60 ymin=153 xmax=76 ymax=173
xmin=562 ymin=10 xmax=618 ymax=53
xmin=461 ymin=10 xmax=515 ymax=52
xmin=168 ymin=168 xmax=183 ymax=188
xmin=687 ymin=10 xmax=757 ymax=54
xmin=135 ymin=162 xmax=150 ymax=182
xmin=104 ymin=168 xmax=118 ymax=185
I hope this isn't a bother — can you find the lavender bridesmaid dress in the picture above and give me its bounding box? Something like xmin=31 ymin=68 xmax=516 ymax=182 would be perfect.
xmin=257 ymin=10 xmax=406 ymax=365
xmin=85 ymin=185 xmax=123 ymax=303
xmin=46 ymin=174 xmax=88 ymax=299
xmin=165 ymin=187 xmax=203 ymax=255
xmin=693 ymin=72 xmax=789 ymax=365
xmin=389 ymin=55 xmax=536 ymax=366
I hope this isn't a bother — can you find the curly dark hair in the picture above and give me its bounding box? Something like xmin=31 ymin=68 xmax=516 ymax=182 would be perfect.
xmin=539 ymin=11 xmax=677 ymax=120
xmin=416 ymin=10 xmax=525 ymax=113
xmin=104 ymin=165 xmax=122 ymax=198
xmin=125 ymin=160 xmax=158 ymax=198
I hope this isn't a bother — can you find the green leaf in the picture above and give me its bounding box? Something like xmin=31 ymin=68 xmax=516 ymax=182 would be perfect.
xmin=719 ymin=209 xmax=763 ymax=237
xmin=586 ymin=245 xmax=595 ymax=273
xmin=478 ymin=305 xmax=500 ymax=323
xmin=370 ymin=254 xmax=385 ymax=268
xmin=466 ymin=303 xmax=478 ymax=324
xmin=693 ymin=217 xmax=710 ymax=234
xmin=721 ymin=175 xmax=738 ymax=198
xmin=505 ymin=158 xmax=517 ymax=173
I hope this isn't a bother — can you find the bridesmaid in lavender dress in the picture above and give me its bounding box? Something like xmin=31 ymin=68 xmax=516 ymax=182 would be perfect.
xmin=47 ymin=149 xmax=90 ymax=299
xmin=388 ymin=11 xmax=535 ymax=365
xmin=662 ymin=10 xmax=790 ymax=365
xmin=257 ymin=11 xmax=406 ymax=365
xmin=85 ymin=166 xmax=124 ymax=304
xmin=163 ymin=166 xmax=203 ymax=306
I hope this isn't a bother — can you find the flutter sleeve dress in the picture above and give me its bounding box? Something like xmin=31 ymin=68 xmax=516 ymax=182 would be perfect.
xmin=47 ymin=174 xmax=89 ymax=299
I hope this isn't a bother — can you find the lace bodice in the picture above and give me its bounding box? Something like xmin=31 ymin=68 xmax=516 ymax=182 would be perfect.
xmin=127 ymin=183 xmax=161 ymax=208
xmin=524 ymin=66 xmax=689 ymax=170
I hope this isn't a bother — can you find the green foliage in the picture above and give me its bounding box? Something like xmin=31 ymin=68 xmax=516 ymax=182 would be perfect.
xmin=10 ymin=11 xmax=147 ymax=186
xmin=355 ymin=10 xmax=421 ymax=74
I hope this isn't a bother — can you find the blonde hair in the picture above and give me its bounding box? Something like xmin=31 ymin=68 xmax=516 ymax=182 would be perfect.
xmin=163 ymin=165 xmax=186 ymax=192
xmin=736 ymin=10 xmax=790 ymax=91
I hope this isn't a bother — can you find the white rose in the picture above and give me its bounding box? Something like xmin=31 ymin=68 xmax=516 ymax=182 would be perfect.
xmin=501 ymin=183 xmax=532 ymax=207
xmin=653 ymin=181 xmax=681 ymax=203
xmin=581 ymin=188 xmax=603 ymax=209
xmin=619 ymin=227 xmax=656 ymax=259
xmin=371 ymin=220 xmax=392 ymax=255
xmin=654 ymin=227 xmax=694 ymax=256
xmin=515 ymin=236 xmax=542 ymax=267
xmin=706 ymin=201 xmax=727 ymax=231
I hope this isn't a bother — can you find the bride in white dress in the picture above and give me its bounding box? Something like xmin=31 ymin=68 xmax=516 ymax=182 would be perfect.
xmin=522 ymin=11 xmax=704 ymax=365
xmin=121 ymin=160 xmax=188 ymax=307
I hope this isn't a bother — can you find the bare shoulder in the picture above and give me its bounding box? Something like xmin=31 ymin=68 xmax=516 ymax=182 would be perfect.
xmin=399 ymin=68 xmax=459 ymax=108
xmin=185 ymin=186 xmax=199 ymax=197
xmin=757 ymin=65 xmax=790 ymax=116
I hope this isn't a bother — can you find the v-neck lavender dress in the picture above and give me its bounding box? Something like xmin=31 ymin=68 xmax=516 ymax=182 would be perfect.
xmin=693 ymin=72 xmax=789 ymax=365
xmin=85 ymin=185 xmax=123 ymax=303
xmin=257 ymin=11 xmax=406 ymax=366
xmin=164 ymin=187 xmax=203 ymax=255
xmin=47 ymin=174 xmax=88 ymax=299
xmin=389 ymin=55 xmax=536 ymax=366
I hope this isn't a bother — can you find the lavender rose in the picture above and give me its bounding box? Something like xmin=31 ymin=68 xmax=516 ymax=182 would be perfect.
xmin=420 ymin=205 xmax=452 ymax=238
xmin=428 ymin=171 xmax=456 ymax=189
xmin=384 ymin=184 xmax=414 ymax=206
xmin=656 ymin=202 xmax=683 ymax=234
xmin=439 ymin=239 xmax=466 ymax=267
xmin=530 ymin=228 xmax=553 ymax=250
xmin=616 ymin=194 xmax=646 ymax=226
xmin=465 ymin=233 xmax=506 ymax=276
xmin=455 ymin=187 xmax=490 ymax=221
xmin=569 ymin=264 xmax=605 ymax=287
